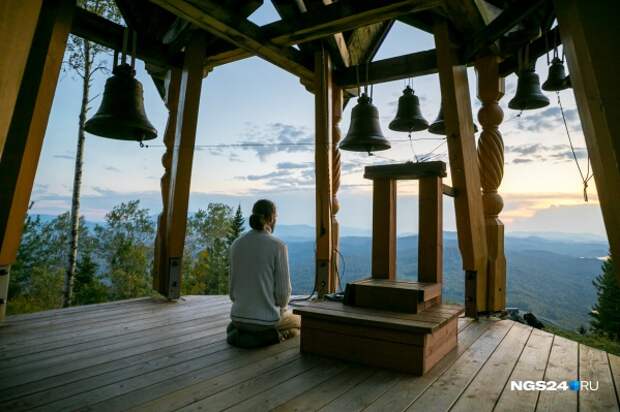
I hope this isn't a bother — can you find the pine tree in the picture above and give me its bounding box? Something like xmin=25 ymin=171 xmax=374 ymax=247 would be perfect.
xmin=228 ymin=205 xmax=245 ymax=246
xmin=590 ymin=256 xmax=620 ymax=340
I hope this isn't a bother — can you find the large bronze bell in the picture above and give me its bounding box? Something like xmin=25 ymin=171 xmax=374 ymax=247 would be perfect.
xmin=85 ymin=63 xmax=157 ymax=141
xmin=428 ymin=105 xmax=478 ymax=135
xmin=542 ymin=57 xmax=570 ymax=91
xmin=339 ymin=93 xmax=390 ymax=153
xmin=508 ymin=68 xmax=550 ymax=110
xmin=388 ymin=86 xmax=428 ymax=133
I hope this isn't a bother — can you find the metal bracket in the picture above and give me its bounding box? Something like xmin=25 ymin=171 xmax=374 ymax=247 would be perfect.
xmin=168 ymin=257 xmax=181 ymax=300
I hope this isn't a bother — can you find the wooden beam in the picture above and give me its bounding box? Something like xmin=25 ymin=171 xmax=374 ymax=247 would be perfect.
xmin=0 ymin=0 xmax=74 ymax=318
xmin=499 ymin=26 xmax=560 ymax=77
xmin=314 ymin=48 xmax=334 ymax=296
xmin=335 ymin=49 xmax=438 ymax=89
xmin=71 ymin=7 xmax=180 ymax=68
xmin=554 ymin=0 xmax=620 ymax=282
xmin=476 ymin=55 xmax=506 ymax=312
xmin=204 ymin=0 xmax=440 ymax=68
xmin=418 ymin=176 xmax=443 ymax=290
xmin=164 ymin=32 xmax=207 ymax=298
xmin=434 ymin=19 xmax=488 ymax=316
xmin=153 ymin=68 xmax=182 ymax=296
xmin=371 ymin=179 xmax=397 ymax=280
xmin=463 ymin=0 xmax=546 ymax=61
xmin=150 ymin=0 xmax=314 ymax=82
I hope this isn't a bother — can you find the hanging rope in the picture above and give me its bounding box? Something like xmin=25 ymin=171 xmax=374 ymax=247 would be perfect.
xmin=557 ymin=92 xmax=593 ymax=201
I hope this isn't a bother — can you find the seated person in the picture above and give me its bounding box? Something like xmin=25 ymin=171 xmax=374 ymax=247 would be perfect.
xmin=227 ymin=199 xmax=301 ymax=348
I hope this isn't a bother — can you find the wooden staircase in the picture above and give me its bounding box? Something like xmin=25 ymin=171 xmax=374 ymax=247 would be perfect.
xmin=294 ymin=161 xmax=463 ymax=375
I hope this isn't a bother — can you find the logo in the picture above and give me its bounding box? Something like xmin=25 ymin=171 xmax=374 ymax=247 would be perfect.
xmin=510 ymin=380 xmax=599 ymax=392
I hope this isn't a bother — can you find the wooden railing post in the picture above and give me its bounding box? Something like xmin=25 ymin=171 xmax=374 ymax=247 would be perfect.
xmin=371 ymin=178 xmax=397 ymax=280
xmin=0 ymin=0 xmax=74 ymax=319
xmin=476 ymin=55 xmax=506 ymax=312
xmin=161 ymin=33 xmax=207 ymax=299
xmin=555 ymin=0 xmax=620 ymax=281
xmin=434 ymin=20 xmax=489 ymax=316
xmin=331 ymin=86 xmax=343 ymax=293
xmin=314 ymin=47 xmax=334 ymax=297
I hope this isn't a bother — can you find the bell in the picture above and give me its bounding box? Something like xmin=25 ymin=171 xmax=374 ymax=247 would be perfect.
xmin=85 ymin=63 xmax=157 ymax=141
xmin=428 ymin=105 xmax=479 ymax=135
xmin=388 ymin=86 xmax=428 ymax=133
xmin=339 ymin=93 xmax=390 ymax=152
xmin=508 ymin=68 xmax=550 ymax=110
xmin=542 ymin=57 xmax=570 ymax=91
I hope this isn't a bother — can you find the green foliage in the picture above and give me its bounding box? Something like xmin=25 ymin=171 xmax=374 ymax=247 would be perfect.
xmin=590 ymin=256 xmax=620 ymax=340
xmin=8 ymin=213 xmax=104 ymax=314
xmin=182 ymin=203 xmax=237 ymax=296
xmin=95 ymin=200 xmax=154 ymax=300
xmin=228 ymin=205 xmax=245 ymax=245
xmin=545 ymin=324 xmax=620 ymax=356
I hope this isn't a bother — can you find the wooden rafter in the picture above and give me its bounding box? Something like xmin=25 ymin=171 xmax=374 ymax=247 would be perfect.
xmin=71 ymin=7 xmax=180 ymax=68
xmin=150 ymin=0 xmax=314 ymax=81
xmin=463 ymin=0 xmax=547 ymax=61
xmin=204 ymin=0 xmax=440 ymax=67
xmin=499 ymin=25 xmax=560 ymax=76
xmin=335 ymin=49 xmax=439 ymax=88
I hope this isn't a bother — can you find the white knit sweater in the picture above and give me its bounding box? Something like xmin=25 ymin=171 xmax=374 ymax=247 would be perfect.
xmin=229 ymin=229 xmax=292 ymax=326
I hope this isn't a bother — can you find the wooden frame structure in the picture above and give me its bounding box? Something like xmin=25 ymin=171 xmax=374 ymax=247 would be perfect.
xmin=1 ymin=0 xmax=619 ymax=320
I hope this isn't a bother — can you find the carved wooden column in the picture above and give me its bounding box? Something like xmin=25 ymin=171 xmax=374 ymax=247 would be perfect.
xmin=0 ymin=0 xmax=74 ymax=318
xmin=153 ymin=68 xmax=181 ymax=295
xmin=314 ymin=47 xmax=334 ymax=297
xmin=476 ymin=55 xmax=506 ymax=312
xmin=330 ymin=86 xmax=343 ymax=293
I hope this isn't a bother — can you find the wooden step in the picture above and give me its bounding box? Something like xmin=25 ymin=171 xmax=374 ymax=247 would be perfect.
xmin=293 ymin=300 xmax=464 ymax=375
xmin=343 ymin=278 xmax=442 ymax=313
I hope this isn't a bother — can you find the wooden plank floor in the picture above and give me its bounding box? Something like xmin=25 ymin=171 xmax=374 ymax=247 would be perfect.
xmin=1 ymin=295 xmax=618 ymax=411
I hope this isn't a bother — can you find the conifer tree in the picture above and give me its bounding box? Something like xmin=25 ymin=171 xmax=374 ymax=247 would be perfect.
xmin=590 ymin=256 xmax=620 ymax=340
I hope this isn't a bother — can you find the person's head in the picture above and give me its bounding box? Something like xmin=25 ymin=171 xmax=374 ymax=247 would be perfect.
xmin=249 ymin=199 xmax=277 ymax=232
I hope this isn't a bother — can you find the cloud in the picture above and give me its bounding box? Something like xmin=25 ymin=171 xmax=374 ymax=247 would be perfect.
xmin=506 ymin=143 xmax=588 ymax=164
xmin=276 ymin=161 xmax=311 ymax=170
xmin=511 ymin=107 xmax=580 ymax=133
xmin=236 ymin=123 xmax=314 ymax=161
xmin=53 ymin=154 xmax=74 ymax=160
xmin=104 ymin=165 xmax=121 ymax=172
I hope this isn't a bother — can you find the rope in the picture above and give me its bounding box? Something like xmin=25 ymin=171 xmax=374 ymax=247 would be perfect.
xmin=557 ymin=92 xmax=593 ymax=201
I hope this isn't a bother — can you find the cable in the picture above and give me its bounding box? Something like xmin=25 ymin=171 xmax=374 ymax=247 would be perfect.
xmin=557 ymin=91 xmax=593 ymax=201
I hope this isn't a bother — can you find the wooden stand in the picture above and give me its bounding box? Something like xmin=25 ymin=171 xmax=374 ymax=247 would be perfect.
xmin=295 ymin=161 xmax=463 ymax=375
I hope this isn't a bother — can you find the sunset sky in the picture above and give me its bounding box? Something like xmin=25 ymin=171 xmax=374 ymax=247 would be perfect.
xmin=31 ymin=3 xmax=606 ymax=238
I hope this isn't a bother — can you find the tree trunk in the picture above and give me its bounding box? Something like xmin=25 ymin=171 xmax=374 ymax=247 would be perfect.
xmin=63 ymin=40 xmax=91 ymax=307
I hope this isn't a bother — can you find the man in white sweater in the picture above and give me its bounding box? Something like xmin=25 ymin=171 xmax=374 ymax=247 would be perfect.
xmin=227 ymin=199 xmax=300 ymax=346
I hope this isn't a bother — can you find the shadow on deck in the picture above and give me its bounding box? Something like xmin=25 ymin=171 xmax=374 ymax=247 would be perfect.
xmin=0 ymin=295 xmax=619 ymax=411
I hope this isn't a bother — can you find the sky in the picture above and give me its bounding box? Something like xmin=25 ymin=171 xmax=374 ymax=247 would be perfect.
xmin=30 ymin=2 xmax=607 ymax=239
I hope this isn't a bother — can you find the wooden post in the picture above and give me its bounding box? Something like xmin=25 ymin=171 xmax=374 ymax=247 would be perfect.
xmin=162 ymin=33 xmax=206 ymax=299
xmin=331 ymin=86 xmax=343 ymax=293
xmin=434 ymin=20 xmax=488 ymax=316
xmin=418 ymin=176 xmax=443 ymax=290
xmin=554 ymin=0 xmax=620 ymax=282
xmin=372 ymin=179 xmax=397 ymax=280
xmin=476 ymin=55 xmax=506 ymax=312
xmin=153 ymin=68 xmax=182 ymax=295
xmin=315 ymin=47 xmax=334 ymax=297
xmin=0 ymin=0 xmax=74 ymax=319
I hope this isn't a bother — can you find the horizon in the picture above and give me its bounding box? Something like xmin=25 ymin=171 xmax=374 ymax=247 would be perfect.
xmin=31 ymin=3 xmax=607 ymax=239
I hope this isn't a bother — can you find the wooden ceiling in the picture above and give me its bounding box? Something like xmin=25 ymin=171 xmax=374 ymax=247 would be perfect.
xmin=70 ymin=0 xmax=558 ymax=89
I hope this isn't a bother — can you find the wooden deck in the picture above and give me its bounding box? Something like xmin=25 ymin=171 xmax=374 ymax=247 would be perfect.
xmin=0 ymin=295 xmax=618 ymax=411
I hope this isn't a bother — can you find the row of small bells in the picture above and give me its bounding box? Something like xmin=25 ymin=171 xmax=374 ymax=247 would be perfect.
xmin=339 ymin=56 xmax=571 ymax=153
